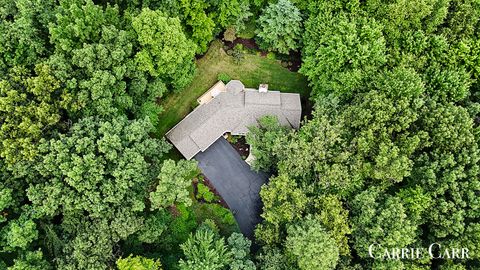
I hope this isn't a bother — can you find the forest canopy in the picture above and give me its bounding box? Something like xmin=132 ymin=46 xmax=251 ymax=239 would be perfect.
xmin=1 ymin=0 xmax=480 ymax=269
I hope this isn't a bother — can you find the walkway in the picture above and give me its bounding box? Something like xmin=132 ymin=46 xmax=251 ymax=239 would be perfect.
xmin=194 ymin=137 xmax=269 ymax=238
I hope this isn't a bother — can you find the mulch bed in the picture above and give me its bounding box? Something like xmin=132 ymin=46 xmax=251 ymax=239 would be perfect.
xmin=203 ymin=177 xmax=230 ymax=208
xmin=287 ymin=51 xmax=302 ymax=72
xmin=230 ymin=136 xmax=250 ymax=159
xmin=224 ymin=38 xmax=259 ymax=50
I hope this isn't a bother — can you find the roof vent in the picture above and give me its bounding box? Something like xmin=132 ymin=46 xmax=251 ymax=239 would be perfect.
xmin=259 ymin=84 xmax=268 ymax=93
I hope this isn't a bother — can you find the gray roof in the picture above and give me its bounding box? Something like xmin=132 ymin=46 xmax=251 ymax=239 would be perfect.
xmin=166 ymin=80 xmax=302 ymax=159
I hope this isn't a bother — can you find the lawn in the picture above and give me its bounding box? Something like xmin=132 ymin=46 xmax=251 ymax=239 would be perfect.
xmin=156 ymin=39 xmax=310 ymax=139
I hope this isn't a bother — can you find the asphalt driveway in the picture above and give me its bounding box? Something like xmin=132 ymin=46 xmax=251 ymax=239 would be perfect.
xmin=195 ymin=137 xmax=269 ymax=238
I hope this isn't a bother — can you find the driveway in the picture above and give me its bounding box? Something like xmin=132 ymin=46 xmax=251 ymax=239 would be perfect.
xmin=195 ymin=137 xmax=269 ymax=238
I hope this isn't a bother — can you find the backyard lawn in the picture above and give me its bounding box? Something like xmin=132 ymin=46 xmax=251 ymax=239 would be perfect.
xmin=157 ymin=40 xmax=310 ymax=138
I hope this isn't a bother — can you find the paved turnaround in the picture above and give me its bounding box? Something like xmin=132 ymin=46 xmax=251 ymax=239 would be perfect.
xmin=195 ymin=137 xmax=269 ymax=238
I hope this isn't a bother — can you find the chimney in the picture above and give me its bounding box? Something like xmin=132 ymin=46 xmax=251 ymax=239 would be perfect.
xmin=259 ymin=84 xmax=268 ymax=93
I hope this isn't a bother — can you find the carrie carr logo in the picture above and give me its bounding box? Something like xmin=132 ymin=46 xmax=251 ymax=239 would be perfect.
xmin=368 ymin=243 xmax=470 ymax=260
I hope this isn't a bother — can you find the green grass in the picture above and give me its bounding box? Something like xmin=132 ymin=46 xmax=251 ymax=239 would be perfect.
xmin=156 ymin=40 xmax=310 ymax=138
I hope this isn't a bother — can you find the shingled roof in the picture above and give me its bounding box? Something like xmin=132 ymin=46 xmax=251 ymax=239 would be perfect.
xmin=166 ymin=80 xmax=302 ymax=159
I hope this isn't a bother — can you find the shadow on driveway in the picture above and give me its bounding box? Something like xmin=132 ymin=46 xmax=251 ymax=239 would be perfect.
xmin=195 ymin=137 xmax=269 ymax=239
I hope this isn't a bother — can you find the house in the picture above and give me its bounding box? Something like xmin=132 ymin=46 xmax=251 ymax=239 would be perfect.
xmin=166 ymin=80 xmax=302 ymax=160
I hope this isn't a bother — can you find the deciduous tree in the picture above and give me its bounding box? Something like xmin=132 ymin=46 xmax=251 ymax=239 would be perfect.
xmin=285 ymin=216 xmax=339 ymax=270
xmin=256 ymin=174 xmax=308 ymax=245
xmin=246 ymin=115 xmax=289 ymax=172
xmin=48 ymin=0 xmax=136 ymax=117
xmin=227 ymin=233 xmax=256 ymax=270
xmin=26 ymin=116 xmax=170 ymax=269
xmin=117 ymin=255 xmax=163 ymax=270
xmin=0 ymin=0 xmax=55 ymax=75
xmin=179 ymin=0 xmax=215 ymax=54
xmin=0 ymin=65 xmax=67 ymax=167
xmin=213 ymin=0 xmax=252 ymax=32
xmin=301 ymin=7 xmax=386 ymax=97
xmin=350 ymin=188 xmax=421 ymax=258
xmin=179 ymin=226 xmax=233 ymax=270
xmin=256 ymin=0 xmax=302 ymax=54
xmin=132 ymin=8 xmax=197 ymax=90
xmin=150 ymin=159 xmax=199 ymax=209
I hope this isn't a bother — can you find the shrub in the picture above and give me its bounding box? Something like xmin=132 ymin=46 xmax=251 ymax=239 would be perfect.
xmin=162 ymin=204 xmax=197 ymax=249
xmin=231 ymin=47 xmax=245 ymax=64
xmin=197 ymin=219 xmax=219 ymax=235
xmin=210 ymin=204 xmax=236 ymax=226
xmin=193 ymin=203 xmax=238 ymax=235
xmin=234 ymin=43 xmax=244 ymax=52
xmin=217 ymin=73 xmax=231 ymax=83
xmin=197 ymin=183 xmax=216 ymax=203
xmin=266 ymin=52 xmax=276 ymax=60
xmin=227 ymin=135 xmax=239 ymax=144
xmin=223 ymin=27 xmax=236 ymax=42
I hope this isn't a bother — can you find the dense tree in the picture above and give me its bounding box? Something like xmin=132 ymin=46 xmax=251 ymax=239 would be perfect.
xmin=232 ymin=1 xmax=253 ymax=33
xmin=150 ymin=159 xmax=199 ymax=209
xmin=441 ymin=0 xmax=480 ymax=40
xmin=415 ymin=101 xmax=480 ymax=239
xmin=257 ymin=3 xmax=480 ymax=262
xmin=256 ymin=0 xmax=302 ymax=54
xmin=8 ymin=250 xmax=52 ymax=270
xmin=364 ymin=0 xmax=449 ymax=42
xmin=179 ymin=226 xmax=233 ymax=270
xmin=227 ymin=233 xmax=256 ymax=270
xmin=0 ymin=0 xmax=55 ymax=75
xmin=2 ymin=0 xmax=480 ymax=268
xmin=132 ymin=8 xmax=197 ymax=90
xmin=117 ymin=255 xmax=163 ymax=270
xmin=2 ymin=216 xmax=38 ymax=251
xmin=0 ymin=65 xmax=67 ymax=167
xmin=270 ymin=67 xmax=426 ymax=196
xmin=256 ymin=174 xmax=308 ymax=245
xmin=178 ymin=224 xmax=256 ymax=270
xmin=285 ymin=216 xmax=339 ymax=270
xmin=25 ymin=116 xmax=170 ymax=269
xmin=256 ymin=247 xmax=290 ymax=270
xmin=28 ymin=116 xmax=169 ymax=217
xmin=47 ymin=0 xmax=136 ymax=117
xmin=179 ymin=0 xmax=215 ymax=54
xmin=313 ymin=195 xmax=351 ymax=256
xmin=134 ymin=210 xmax=170 ymax=244
xmin=301 ymin=6 xmax=386 ymax=98
xmin=213 ymin=0 xmax=252 ymax=32
xmin=246 ymin=115 xmax=290 ymax=172
xmin=350 ymin=188 xmax=422 ymax=258
xmin=258 ymin=174 xmax=307 ymax=227
xmin=0 ymin=158 xmax=41 ymax=268
xmin=45 ymin=0 xmax=173 ymax=123
xmin=255 ymin=94 xmax=480 ymax=268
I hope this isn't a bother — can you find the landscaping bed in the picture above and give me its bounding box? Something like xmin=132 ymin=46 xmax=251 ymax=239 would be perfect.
xmin=190 ymin=175 xmax=239 ymax=236
xmin=227 ymin=135 xmax=250 ymax=160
